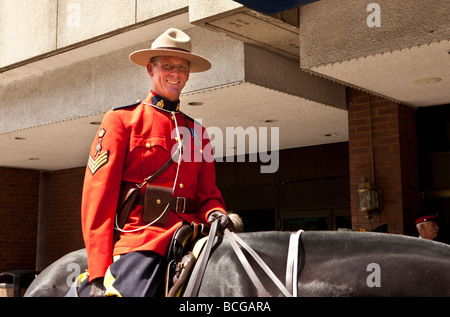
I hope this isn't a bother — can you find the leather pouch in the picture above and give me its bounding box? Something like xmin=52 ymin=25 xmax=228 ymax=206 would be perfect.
xmin=142 ymin=184 xmax=172 ymax=224
xmin=114 ymin=185 xmax=140 ymax=241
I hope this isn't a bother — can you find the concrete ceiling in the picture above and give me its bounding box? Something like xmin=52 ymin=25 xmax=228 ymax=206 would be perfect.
xmin=309 ymin=40 xmax=450 ymax=107
xmin=0 ymin=112 xmax=105 ymax=171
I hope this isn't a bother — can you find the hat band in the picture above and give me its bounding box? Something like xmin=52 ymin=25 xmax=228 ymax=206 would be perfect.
xmin=152 ymin=46 xmax=191 ymax=53
xmin=415 ymin=215 xmax=437 ymax=224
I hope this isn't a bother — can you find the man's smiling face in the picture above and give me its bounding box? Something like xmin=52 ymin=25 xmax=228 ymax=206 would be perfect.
xmin=147 ymin=56 xmax=190 ymax=101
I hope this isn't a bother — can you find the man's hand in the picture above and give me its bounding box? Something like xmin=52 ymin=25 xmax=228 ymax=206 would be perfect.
xmin=207 ymin=211 xmax=234 ymax=232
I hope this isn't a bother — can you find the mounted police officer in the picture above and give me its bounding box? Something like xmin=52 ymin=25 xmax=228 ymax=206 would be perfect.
xmin=77 ymin=28 xmax=232 ymax=297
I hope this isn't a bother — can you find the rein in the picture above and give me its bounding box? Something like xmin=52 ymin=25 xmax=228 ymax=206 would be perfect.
xmin=183 ymin=220 xmax=219 ymax=297
xmin=224 ymin=229 xmax=293 ymax=297
xmin=183 ymin=220 xmax=304 ymax=297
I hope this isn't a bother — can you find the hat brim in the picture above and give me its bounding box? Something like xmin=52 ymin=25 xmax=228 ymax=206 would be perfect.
xmin=129 ymin=49 xmax=211 ymax=73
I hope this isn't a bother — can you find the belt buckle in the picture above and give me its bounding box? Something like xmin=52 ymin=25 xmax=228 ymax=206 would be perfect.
xmin=176 ymin=197 xmax=186 ymax=213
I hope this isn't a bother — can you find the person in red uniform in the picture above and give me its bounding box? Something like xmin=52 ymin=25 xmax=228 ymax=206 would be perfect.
xmin=415 ymin=215 xmax=439 ymax=241
xmin=78 ymin=28 xmax=231 ymax=297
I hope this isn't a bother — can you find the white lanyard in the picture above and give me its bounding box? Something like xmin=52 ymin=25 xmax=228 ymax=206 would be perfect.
xmin=115 ymin=106 xmax=183 ymax=234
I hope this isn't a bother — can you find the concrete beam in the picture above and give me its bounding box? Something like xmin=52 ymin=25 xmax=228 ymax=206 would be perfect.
xmin=137 ymin=0 xmax=188 ymax=22
xmin=0 ymin=26 xmax=245 ymax=134
xmin=56 ymin=0 xmax=136 ymax=48
xmin=0 ymin=0 xmax=57 ymax=67
xmin=0 ymin=11 xmax=191 ymax=85
xmin=244 ymin=44 xmax=346 ymax=110
xmin=0 ymin=24 xmax=345 ymax=134
xmin=299 ymin=0 xmax=450 ymax=68
xmin=188 ymin=0 xmax=243 ymax=23
xmin=0 ymin=1 xmax=190 ymax=71
xmin=189 ymin=0 xmax=300 ymax=61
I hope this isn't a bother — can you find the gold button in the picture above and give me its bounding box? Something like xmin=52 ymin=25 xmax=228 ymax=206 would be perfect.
xmin=179 ymin=183 xmax=184 ymax=189
xmin=145 ymin=143 xmax=151 ymax=148
xmin=156 ymin=199 xmax=161 ymax=205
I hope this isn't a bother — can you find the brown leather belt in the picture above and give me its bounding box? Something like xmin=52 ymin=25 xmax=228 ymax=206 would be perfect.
xmin=134 ymin=194 xmax=193 ymax=214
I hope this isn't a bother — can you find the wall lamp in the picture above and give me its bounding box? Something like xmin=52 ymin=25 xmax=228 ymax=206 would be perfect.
xmin=357 ymin=177 xmax=381 ymax=218
xmin=357 ymin=93 xmax=382 ymax=219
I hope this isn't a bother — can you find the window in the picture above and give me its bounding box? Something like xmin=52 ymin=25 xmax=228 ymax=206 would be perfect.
xmin=231 ymin=209 xmax=276 ymax=232
xmin=280 ymin=208 xmax=351 ymax=231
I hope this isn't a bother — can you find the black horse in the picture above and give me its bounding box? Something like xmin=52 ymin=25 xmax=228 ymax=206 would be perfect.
xmin=25 ymin=231 xmax=450 ymax=297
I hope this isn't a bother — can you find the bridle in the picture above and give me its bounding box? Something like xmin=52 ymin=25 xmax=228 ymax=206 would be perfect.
xmin=184 ymin=219 xmax=304 ymax=297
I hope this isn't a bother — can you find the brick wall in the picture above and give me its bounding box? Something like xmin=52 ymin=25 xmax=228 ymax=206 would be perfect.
xmin=36 ymin=167 xmax=86 ymax=271
xmin=348 ymin=88 xmax=422 ymax=234
xmin=0 ymin=166 xmax=86 ymax=273
xmin=0 ymin=168 xmax=40 ymax=273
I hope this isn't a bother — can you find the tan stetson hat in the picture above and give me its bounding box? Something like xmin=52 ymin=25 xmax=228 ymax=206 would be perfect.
xmin=129 ymin=28 xmax=211 ymax=73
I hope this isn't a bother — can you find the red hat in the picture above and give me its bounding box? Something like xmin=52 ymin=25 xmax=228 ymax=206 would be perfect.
xmin=415 ymin=215 xmax=437 ymax=225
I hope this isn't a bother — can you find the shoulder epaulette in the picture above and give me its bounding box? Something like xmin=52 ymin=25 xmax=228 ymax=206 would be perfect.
xmin=113 ymin=101 xmax=141 ymax=111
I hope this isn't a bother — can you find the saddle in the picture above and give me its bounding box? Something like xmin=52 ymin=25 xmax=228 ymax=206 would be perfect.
xmin=164 ymin=222 xmax=209 ymax=297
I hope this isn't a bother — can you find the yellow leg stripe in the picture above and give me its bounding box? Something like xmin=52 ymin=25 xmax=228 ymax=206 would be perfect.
xmin=103 ymin=267 xmax=122 ymax=297
xmin=103 ymin=255 xmax=122 ymax=297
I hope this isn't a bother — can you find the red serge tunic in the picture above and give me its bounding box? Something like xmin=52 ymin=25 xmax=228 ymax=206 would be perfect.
xmin=81 ymin=92 xmax=226 ymax=282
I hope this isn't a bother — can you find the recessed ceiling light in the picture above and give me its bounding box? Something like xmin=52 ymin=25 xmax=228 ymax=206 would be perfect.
xmin=188 ymin=102 xmax=203 ymax=106
xmin=414 ymin=77 xmax=441 ymax=85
